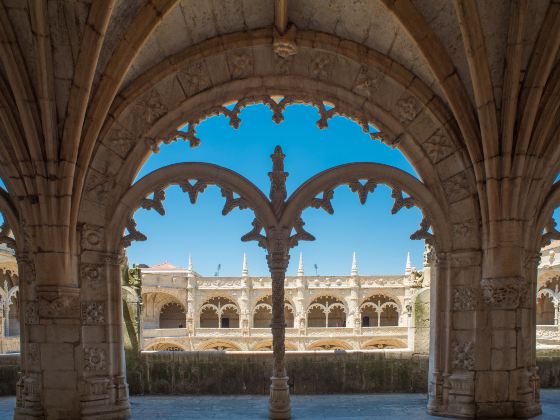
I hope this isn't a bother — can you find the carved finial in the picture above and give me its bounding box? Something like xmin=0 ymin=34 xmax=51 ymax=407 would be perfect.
xmin=242 ymin=253 xmax=249 ymax=277
xmin=351 ymin=252 xmax=358 ymax=276
xmin=269 ymin=145 xmax=288 ymax=217
xmin=298 ymin=252 xmax=304 ymax=277
xmin=405 ymin=252 xmax=412 ymax=275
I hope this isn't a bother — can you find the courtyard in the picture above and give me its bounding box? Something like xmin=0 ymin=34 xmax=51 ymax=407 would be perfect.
xmin=1 ymin=392 xmax=560 ymax=419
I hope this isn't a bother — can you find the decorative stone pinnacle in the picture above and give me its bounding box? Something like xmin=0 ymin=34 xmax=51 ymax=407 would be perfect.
xmin=351 ymin=252 xmax=358 ymax=276
xmin=405 ymin=252 xmax=412 ymax=275
xmin=269 ymin=145 xmax=288 ymax=217
xmin=187 ymin=254 xmax=193 ymax=277
xmin=242 ymin=253 xmax=249 ymax=277
xmin=298 ymin=252 xmax=304 ymax=277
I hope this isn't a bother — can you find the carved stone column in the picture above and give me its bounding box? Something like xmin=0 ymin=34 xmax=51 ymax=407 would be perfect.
xmin=347 ymin=283 xmax=360 ymax=332
xmin=14 ymin=253 xmax=43 ymax=419
xmin=266 ymin=227 xmax=291 ymax=420
xmin=186 ymin=268 xmax=197 ymax=337
xmin=3 ymin=304 xmax=8 ymax=337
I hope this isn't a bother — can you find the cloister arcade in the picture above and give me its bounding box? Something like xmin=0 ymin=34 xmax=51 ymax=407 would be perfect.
xmin=0 ymin=1 xmax=558 ymax=419
xmin=200 ymin=297 xmax=240 ymax=329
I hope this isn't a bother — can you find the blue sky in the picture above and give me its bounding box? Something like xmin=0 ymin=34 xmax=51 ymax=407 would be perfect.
xmin=129 ymin=104 xmax=426 ymax=276
xmin=1 ymin=104 xmax=557 ymax=276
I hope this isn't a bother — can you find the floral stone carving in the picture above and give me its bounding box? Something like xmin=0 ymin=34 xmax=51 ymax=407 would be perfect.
xmin=83 ymin=347 xmax=107 ymax=372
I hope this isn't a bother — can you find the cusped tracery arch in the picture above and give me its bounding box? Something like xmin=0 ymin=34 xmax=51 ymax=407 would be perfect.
xmin=307 ymin=340 xmax=353 ymax=351
xmin=82 ymin=30 xmax=477 ymax=259
xmin=159 ymin=302 xmax=186 ymax=329
xmin=197 ymin=340 xmax=242 ymax=352
xmin=360 ymin=294 xmax=400 ymax=327
xmin=141 ymin=292 xmax=184 ymax=329
xmin=199 ymin=297 xmax=240 ymax=329
xmin=146 ymin=342 xmax=186 ymax=352
xmin=253 ymin=295 xmax=294 ymax=328
xmin=307 ymin=296 xmax=347 ymax=328
xmin=362 ymin=339 xmax=407 ymax=350
xmin=253 ymin=340 xmax=297 ymax=352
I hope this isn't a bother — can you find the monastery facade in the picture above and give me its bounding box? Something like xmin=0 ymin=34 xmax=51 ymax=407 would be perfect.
xmin=3 ymin=245 xmax=560 ymax=355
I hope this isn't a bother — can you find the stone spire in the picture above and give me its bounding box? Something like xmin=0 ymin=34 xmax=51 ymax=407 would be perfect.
xmin=187 ymin=254 xmax=194 ymax=278
xmin=298 ymin=252 xmax=304 ymax=277
xmin=405 ymin=252 xmax=412 ymax=275
xmin=351 ymin=252 xmax=358 ymax=276
xmin=242 ymin=253 xmax=249 ymax=277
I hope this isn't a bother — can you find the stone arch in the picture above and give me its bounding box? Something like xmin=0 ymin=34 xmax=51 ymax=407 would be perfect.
xmin=253 ymin=340 xmax=297 ymax=352
xmin=252 ymin=295 xmax=294 ymax=328
xmin=362 ymin=339 xmax=407 ymax=350
xmin=82 ymin=30 xmax=479 ymax=256
xmin=145 ymin=341 xmax=186 ymax=352
xmin=360 ymin=294 xmax=400 ymax=327
xmin=307 ymin=295 xmax=347 ymax=328
xmin=0 ymin=190 xmax=20 ymax=253
xmin=197 ymin=339 xmax=242 ymax=352
xmin=307 ymin=340 xmax=353 ymax=351
xmin=141 ymin=291 xmax=183 ymax=329
xmin=77 ymin=28 xmax=481 ymax=420
xmin=199 ymin=296 xmax=240 ymax=329
xmin=4 ymin=285 xmax=19 ymax=337
xmin=159 ymin=302 xmax=186 ymax=329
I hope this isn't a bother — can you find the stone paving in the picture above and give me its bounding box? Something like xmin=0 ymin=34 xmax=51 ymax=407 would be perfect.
xmin=1 ymin=391 xmax=559 ymax=419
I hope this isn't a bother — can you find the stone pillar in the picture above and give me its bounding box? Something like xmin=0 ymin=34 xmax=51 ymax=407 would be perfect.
xmin=428 ymin=237 xmax=542 ymax=419
xmin=347 ymin=278 xmax=360 ymax=332
xmin=4 ymin=304 xmax=8 ymax=337
xmin=186 ymin=260 xmax=197 ymax=337
xmin=14 ymin=253 xmax=43 ymax=418
xmin=0 ymin=304 xmax=4 ymax=338
xmin=266 ymin=228 xmax=291 ymax=420
xmin=427 ymin=250 xmax=480 ymax=418
xmin=240 ymin=254 xmax=251 ymax=335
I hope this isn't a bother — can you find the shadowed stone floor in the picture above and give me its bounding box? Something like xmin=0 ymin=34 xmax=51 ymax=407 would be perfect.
xmin=1 ymin=391 xmax=559 ymax=418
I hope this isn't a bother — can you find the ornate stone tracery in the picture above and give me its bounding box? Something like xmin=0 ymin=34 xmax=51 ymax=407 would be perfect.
xmin=146 ymin=94 xmax=388 ymax=156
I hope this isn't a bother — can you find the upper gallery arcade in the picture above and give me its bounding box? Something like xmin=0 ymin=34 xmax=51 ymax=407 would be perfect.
xmin=0 ymin=1 xmax=559 ymax=419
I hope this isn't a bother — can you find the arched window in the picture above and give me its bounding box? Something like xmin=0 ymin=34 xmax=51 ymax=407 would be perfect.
xmin=537 ymin=277 xmax=560 ymax=325
xmin=253 ymin=295 xmax=294 ymax=328
xmin=360 ymin=294 xmax=400 ymax=327
xmin=200 ymin=297 xmax=239 ymax=328
xmin=307 ymin=296 xmax=346 ymax=328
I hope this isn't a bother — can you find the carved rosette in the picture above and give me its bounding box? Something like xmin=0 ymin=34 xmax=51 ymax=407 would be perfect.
xmin=481 ymin=277 xmax=528 ymax=309
xmin=453 ymin=287 xmax=477 ymax=311
xmin=81 ymin=224 xmax=104 ymax=251
xmin=80 ymin=263 xmax=104 ymax=288
xmin=83 ymin=347 xmax=107 ymax=372
xmin=395 ymin=96 xmax=419 ymax=124
xmin=452 ymin=341 xmax=474 ymax=371
xmin=81 ymin=302 xmax=105 ymax=325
